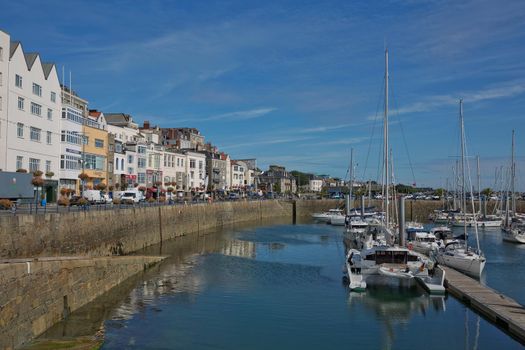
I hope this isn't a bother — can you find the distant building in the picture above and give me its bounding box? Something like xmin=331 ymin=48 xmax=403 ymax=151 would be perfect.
xmin=257 ymin=165 xmax=297 ymax=194
xmin=309 ymin=177 xmax=323 ymax=192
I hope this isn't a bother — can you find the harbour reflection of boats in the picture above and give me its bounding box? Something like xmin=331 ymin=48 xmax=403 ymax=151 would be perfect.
xmin=348 ymin=288 xmax=446 ymax=347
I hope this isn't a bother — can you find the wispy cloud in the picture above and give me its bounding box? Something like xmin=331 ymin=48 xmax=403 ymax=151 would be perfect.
xmin=222 ymin=135 xmax=316 ymax=150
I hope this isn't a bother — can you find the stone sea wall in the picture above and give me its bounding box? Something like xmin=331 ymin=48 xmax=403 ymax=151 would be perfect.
xmin=0 ymin=256 xmax=163 ymax=350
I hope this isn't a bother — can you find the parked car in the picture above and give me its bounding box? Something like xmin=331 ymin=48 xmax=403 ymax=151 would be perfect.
xmin=228 ymin=193 xmax=240 ymax=201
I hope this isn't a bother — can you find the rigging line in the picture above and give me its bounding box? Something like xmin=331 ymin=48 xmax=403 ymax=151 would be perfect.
xmin=362 ymin=70 xmax=385 ymax=182
xmin=389 ymin=70 xmax=417 ymax=186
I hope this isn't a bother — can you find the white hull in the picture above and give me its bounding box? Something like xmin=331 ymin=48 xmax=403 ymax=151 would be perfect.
xmin=502 ymin=231 xmax=525 ymax=244
xmin=330 ymin=215 xmax=346 ymax=226
xmin=478 ymin=220 xmax=502 ymax=228
xmin=436 ymin=252 xmax=485 ymax=278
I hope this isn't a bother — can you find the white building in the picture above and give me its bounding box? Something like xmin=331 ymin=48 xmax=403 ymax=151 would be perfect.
xmin=231 ymin=160 xmax=247 ymax=190
xmin=59 ymin=87 xmax=88 ymax=191
xmin=0 ymin=31 xmax=62 ymax=200
xmin=185 ymin=151 xmax=206 ymax=192
xmin=309 ymin=178 xmax=323 ymax=192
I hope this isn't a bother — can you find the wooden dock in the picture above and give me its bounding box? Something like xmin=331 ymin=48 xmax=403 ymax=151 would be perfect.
xmin=442 ymin=266 xmax=525 ymax=344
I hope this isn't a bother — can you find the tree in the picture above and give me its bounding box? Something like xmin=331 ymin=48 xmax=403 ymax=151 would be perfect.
xmin=272 ymin=181 xmax=281 ymax=193
xmin=434 ymin=188 xmax=445 ymax=197
xmin=481 ymin=188 xmax=493 ymax=197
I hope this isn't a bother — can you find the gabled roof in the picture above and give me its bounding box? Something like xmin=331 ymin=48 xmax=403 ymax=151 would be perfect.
xmin=10 ymin=41 xmax=20 ymax=58
xmin=41 ymin=62 xmax=55 ymax=79
xmin=24 ymin=52 xmax=39 ymax=70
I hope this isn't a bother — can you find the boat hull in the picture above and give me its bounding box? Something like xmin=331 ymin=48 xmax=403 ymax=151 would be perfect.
xmin=436 ymin=253 xmax=485 ymax=278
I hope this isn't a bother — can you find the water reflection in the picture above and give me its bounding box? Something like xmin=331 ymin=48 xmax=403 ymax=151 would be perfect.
xmin=348 ymin=288 xmax=446 ymax=349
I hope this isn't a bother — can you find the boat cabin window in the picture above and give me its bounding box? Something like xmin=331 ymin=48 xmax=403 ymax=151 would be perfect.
xmin=374 ymin=251 xmax=407 ymax=264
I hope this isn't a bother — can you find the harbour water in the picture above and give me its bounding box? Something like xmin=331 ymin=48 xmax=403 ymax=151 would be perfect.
xmin=41 ymin=221 xmax=524 ymax=349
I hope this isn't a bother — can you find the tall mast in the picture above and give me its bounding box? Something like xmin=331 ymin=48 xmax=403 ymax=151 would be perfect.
xmin=477 ymin=156 xmax=481 ymax=214
xmin=347 ymin=148 xmax=354 ymax=216
xmin=460 ymin=99 xmax=467 ymax=239
xmin=384 ymin=48 xmax=389 ymax=227
xmin=511 ymin=130 xmax=516 ymax=215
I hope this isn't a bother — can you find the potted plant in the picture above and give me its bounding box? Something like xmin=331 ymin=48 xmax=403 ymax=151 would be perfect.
xmin=33 ymin=170 xmax=43 ymax=177
xmin=31 ymin=177 xmax=44 ymax=187
xmin=78 ymin=173 xmax=89 ymax=181
xmin=45 ymin=171 xmax=54 ymax=178
xmin=16 ymin=168 xmax=27 ymax=173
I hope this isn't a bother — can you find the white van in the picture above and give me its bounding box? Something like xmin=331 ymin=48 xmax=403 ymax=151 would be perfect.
xmin=83 ymin=190 xmax=107 ymax=204
xmin=121 ymin=190 xmax=145 ymax=204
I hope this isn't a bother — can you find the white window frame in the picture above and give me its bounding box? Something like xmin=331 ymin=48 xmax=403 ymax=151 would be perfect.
xmin=18 ymin=96 xmax=24 ymax=110
xmin=16 ymin=156 xmax=23 ymax=170
xmin=15 ymin=74 xmax=22 ymax=88
xmin=50 ymin=91 xmax=56 ymax=103
xmin=31 ymin=102 xmax=42 ymax=116
xmin=47 ymin=108 xmax=52 ymax=120
xmin=17 ymin=123 xmax=24 ymax=138
xmin=46 ymin=131 xmax=52 ymax=144
xmin=30 ymin=127 xmax=41 ymax=142
xmin=32 ymin=83 xmax=42 ymax=97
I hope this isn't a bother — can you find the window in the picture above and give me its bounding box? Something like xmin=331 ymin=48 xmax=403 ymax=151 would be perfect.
xmin=61 ymin=130 xmax=83 ymax=145
xmin=95 ymin=138 xmax=104 ymax=148
xmin=190 ymin=159 xmax=196 ymax=168
xmin=29 ymin=158 xmax=40 ymax=172
xmin=121 ymin=159 xmax=124 ymax=170
xmin=84 ymin=154 xmax=105 ymax=171
xmin=138 ymin=173 xmax=146 ymax=184
xmin=115 ymin=143 xmax=122 ymax=153
xmin=30 ymin=127 xmax=41 ymax=142
xmin=0 ymin=96 xmax=2 ymax=110
xmin=47 ymin=108 xmax=52 ymax=120
xmin=177 ymin=158 xmax=180 ymax=167
xmin=128 ymin=167 xmax=133 ymax=174
xmin=138 ymin=158 xmax=146 ymax=168
xmin=199 ymin=161 xmax=203 ymax=170
xmin=50 ymin=91 xmax=56 ymax=102
xmin=115 ymin=158 xmax=119 ymax=170
xmin=138 ymin=146 xmax=146 ymax=154
xmin=15 ymin=74 xmax=22 ymax=88
xmin=31 ymin=102 xmax=42 ymax=116
xmin=18 ymin=97 xmax=24 ymax=110
xmin=45 ymin=160 xmax=51 ymax=173
xmin=108 ymin=162 xmax=113 ymax=172
xmin=60 ymin=154 xmax=81 ymax=170
xmin=46 ymin=131 xmax=52 ymax=144
xmin=17 ymin=123 xmax=24 ymax=138
xmin=32 ymin=83 xmax=42 ymax=96
xmin=16 ymin=156 xmax=23 ymax=170
xmin=0 ymin=72 xmax=2 ymax=86
xmin=128 ymin=155 xmax=133 ymax=163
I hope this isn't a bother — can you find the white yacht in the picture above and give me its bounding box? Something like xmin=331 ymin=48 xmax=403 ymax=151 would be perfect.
xmin=477 ymin=215 xmax=503 ymax=228
xmin=436 ymin=241 xmax=486 ymax=278
xmin=435 ymin=100 xmax=486 ymax=278
xmin=502 ymin=219 xmax=525 ymax=244
xmin=409 ymin=232 xmax=439 ymax=256
xmin=311 ymin=209 xmax=344 ymax=223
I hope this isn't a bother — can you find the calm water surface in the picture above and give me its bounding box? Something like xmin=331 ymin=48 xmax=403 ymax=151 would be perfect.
xmin=45 ymin=221 xmax=524 ymax=349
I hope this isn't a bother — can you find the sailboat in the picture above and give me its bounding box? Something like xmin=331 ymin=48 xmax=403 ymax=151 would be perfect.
xmin=345 ymin=49 xmax=433 ymax=291
xmin=502 ymin=130 xmax=525 ymax=243
xmin=436 ymin=100 xmax=486 ymax=278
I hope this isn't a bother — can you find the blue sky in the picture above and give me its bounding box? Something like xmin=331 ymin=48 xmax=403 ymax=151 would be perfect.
xmin=2 ymin=0 xmax=524 ymax=189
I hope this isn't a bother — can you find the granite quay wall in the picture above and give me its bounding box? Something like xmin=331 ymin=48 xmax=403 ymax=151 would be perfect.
xmin=0 ymin=200 xmax=297 ymax=259
xmin=0 ymin=255 xmax=164 ymax=350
